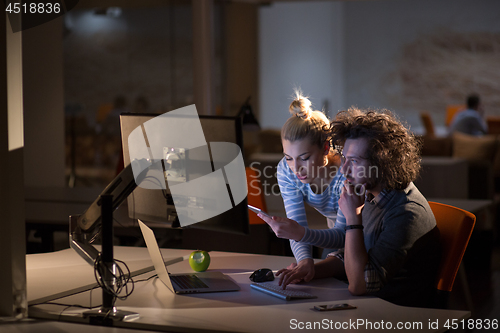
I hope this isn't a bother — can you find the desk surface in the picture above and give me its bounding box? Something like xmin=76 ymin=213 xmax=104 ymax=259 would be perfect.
xmin=420 ymin=156 xmax=468 ymax=165
xmin=427 ymin=198 xmax=493 ymax=214
xmin=26 ymin=246 xmax=193 ymax=305
xmin=25 ymin=247 xmax=470 ymax=333
xmin=24 ymin=186 xmax=136 ymax=227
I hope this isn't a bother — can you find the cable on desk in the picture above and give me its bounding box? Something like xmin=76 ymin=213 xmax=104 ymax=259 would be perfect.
xmin=93 ymin=253 xmax=135 ymax=304
xmin=28 ymin=274 xmax=157 ymax=319
xmin=28 ymin=286 xmax=102 ymax=319
xmin=135 ymin=273 xmax=158 ymax=283
xmin=28 ymin=285 xmax=101 ymax=309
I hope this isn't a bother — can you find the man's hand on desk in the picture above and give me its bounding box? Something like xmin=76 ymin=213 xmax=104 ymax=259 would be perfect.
xmin=276 ymin=258 xmax=315 ymax=289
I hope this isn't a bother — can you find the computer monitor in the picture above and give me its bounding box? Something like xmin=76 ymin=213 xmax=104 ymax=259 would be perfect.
xmin=120 ymin=112 xmax=249 ymax=236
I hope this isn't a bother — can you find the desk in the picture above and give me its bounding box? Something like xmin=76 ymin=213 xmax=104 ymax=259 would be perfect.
xmin=427 ymin=197 xmax=494 ymax=227
xmin=415 ymin=157 xmax=469 ymax=199
xmin=24 ymin=247 xmax=470 ymax=333
xmin=427 ymin=198 xmax=492 ymax=213
xmin=25 ymin=186 xmax=144 ymax=252
xmin=24 ymin=186 xmax=183 ymax=251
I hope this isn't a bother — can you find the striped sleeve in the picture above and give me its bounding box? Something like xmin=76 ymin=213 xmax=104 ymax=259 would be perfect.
xmin=298 ymin=174 xmax=346 ymax=249
xmin=277 ymin=159 xmax=313 ymax=262
xmin=300 ymin=209 xmax=346 ymax=248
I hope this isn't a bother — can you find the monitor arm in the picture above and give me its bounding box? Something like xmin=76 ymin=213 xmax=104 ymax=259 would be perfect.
xmin=70 ymin=161 xmax=155 ymax=322
xmin=69 ymin=160 xmax=147 ymax=266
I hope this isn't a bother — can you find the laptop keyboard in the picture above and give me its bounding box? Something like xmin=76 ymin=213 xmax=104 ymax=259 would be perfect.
xmin=251 ymin=283 xmax=317 ymax=301
xmin=170 ymin=274 xmax=209 ymax=290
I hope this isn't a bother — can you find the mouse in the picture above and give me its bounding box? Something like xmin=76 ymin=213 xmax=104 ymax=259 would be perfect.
xmin=249 ymin=268 xmax=275 ymax=282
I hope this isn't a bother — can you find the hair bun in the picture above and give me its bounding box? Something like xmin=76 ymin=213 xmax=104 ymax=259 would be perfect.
xmin=289 ymin=92 xmax=312 ymax=120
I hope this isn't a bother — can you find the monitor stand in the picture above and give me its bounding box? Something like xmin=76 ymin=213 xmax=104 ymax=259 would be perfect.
xmin=81 ymin=194 xmax=139 ymax=323
xmin=83 ymin=307 xmax=140 ymax=323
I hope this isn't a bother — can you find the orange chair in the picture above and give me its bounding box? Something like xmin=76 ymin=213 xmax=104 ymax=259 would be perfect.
xmin=428 ymin=201 xmax=475 ymax=309
xmin=246 ymin=167 xmax=268 ymax=225
xmin=420 ymin=112 xmax=435 ymax=137
xmin=486 ymin=116 xmax=500 ymax=135
xmin=445 ymin=104 xmax=465 ymax=127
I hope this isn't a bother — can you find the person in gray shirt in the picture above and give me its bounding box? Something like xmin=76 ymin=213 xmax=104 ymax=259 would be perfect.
xmin=449 ymin=94 xmax=488 ymax=136
xmin=277 ymin=108 xmax=440 ymax=307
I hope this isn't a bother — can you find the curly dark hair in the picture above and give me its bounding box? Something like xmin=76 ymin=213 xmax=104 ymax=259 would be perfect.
xmin=330 ymin=107 xmax=422 ymax=191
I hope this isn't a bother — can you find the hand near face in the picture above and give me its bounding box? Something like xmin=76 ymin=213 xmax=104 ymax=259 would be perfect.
xmin=276 ymin=258 xmax=315 ymax=289
xmin=339 ymin=181 xmax=366 ymax=222
xmin=258 ymin=214 xmax=305 ymax=242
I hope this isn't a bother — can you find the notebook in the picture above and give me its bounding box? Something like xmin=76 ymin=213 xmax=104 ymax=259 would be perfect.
xmin=138 ymin=220 xmax=240 ymax=294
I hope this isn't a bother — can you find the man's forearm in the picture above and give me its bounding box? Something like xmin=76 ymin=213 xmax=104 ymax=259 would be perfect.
xmin=314 ymin=256 xmax=346 ymax=280
xmin=344 ymin=228 xmax=368 ymax=295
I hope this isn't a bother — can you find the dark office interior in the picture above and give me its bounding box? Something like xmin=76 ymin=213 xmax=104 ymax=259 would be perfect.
xmin=1 ymin=0 xmax=500 ymax=331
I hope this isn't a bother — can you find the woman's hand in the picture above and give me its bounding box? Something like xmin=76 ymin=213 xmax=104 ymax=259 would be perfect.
xmin=258 ymin=214 xmax=305 ymax=242
xmin=276 ymin=259 xmax=315 ymax=289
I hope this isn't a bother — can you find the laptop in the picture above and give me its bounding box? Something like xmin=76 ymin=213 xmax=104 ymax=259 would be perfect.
xmin=138 ymin=220 xmax=240 ymax=294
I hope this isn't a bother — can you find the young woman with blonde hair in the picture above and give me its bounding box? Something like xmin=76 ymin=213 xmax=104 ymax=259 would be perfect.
xmin=258 ymin=91 xmax=346 ymax=284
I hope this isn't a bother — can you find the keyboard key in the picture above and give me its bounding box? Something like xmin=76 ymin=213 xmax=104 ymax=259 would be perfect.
xmin=171 ymin=274 xmax=209 ymax=289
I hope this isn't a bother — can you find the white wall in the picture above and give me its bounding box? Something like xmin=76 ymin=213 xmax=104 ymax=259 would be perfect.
xmin=259 ymin=0 xmax=500 ymax=132
xmin=344 ymin=0 xmax=500 ymax=129
xmin=259 ymin=1 xmax=344 ymax=130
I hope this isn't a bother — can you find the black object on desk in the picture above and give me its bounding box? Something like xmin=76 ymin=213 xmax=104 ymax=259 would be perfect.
xmin=249 ymin=268 xmax=274 ymax=282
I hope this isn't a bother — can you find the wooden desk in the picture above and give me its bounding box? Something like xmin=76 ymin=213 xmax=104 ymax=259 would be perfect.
xmin=415 ymin=157 xmax=469 ymax=199
xmin=25 ymin=247 xmax=470 ymax=333
xmin=0 ymin=321 xmax=152 ymax=333
xmin=24 ymin=186 xmax=170 ymax=251
xmin=427 ymin=197 xmax=495 ymax=230
xmin=26 ymin=246 xmax=192 ymax=306
xmin=427 ymin=198 xmax=493 ymax=214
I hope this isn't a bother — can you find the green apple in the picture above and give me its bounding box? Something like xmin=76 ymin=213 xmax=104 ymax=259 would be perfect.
xmin=189 ymin=250 xmax=210 ymax=272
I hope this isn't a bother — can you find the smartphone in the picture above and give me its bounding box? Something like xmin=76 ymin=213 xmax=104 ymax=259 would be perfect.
xmin=247 ymin=204 xmax=272 ymax=219
xmin=313 ymin=304 xmax=357 ymax=311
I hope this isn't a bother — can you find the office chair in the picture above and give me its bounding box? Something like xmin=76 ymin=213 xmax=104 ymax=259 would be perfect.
xmin=445 ymin=104 xmax=465 ymax=127
xmin=486 ymin=116 xmax=500 ymax=135
xmin=246 ymin=166 xmax=268 ymax=225
xmin=246 ymin=166 xmax=292 ymax=256
xmin=420 ymin=112 xmax=435 ymax=137
xmin=428 ymin=201 xmax=475 ymax=310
